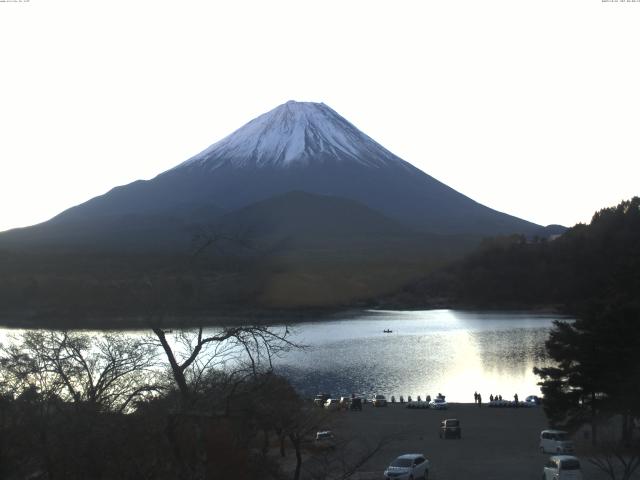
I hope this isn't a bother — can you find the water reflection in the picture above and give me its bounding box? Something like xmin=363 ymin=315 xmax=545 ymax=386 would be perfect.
xmin=276 ymin=309 xmax=562 ymax=401
xmin=0 ymin=309 xmax=564 ymax=402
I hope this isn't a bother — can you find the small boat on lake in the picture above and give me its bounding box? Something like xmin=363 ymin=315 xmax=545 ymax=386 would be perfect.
xmin=383 ymin=329 xmax=393 ymax=333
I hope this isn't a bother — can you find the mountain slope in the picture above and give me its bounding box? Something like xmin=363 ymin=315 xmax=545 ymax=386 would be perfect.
xmin=0 ymin=202 xmax=224 ymax=251
xmin=0 ymin=192 xmax=478 ymax=322
xmin=215 ymin=190 xmax=416 ymax=243
xmin=0 ymin=100 xmax=542 ymax=251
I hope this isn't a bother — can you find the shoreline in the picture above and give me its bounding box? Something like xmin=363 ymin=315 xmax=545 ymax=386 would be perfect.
xmin=0 ymin=305 xmax=566 ymax=331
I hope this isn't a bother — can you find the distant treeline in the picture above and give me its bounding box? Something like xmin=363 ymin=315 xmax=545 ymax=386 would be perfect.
xmin=0 ymin=232 xmax=466 ymax=326
xmin=0 ymin=249 xmax=267 ymax=326
xmin=390 ymin=197 xmax=640 ymax=314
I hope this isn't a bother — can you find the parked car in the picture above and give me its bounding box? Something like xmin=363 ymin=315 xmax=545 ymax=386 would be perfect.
xmin=324 ymin=398 xmax=340 ymax=411
xmin=406 ymin=401 xmax=429 ymax=409
xmin=383 ymin=453 xmax=430 ymax=480
xmin=350 ymin=397 xmax=363 ymax=411
xmin=542 ymin=455 xmax=583 ymax=480
xmin=314 ymin=393 xmax=331 ymax=407
xmin=339 ymin=396 xmax=352 ymax=409
xmin=525 ymin=395 xmax=541 ymax=405
xmin=315 ymin=430 xmax=336 ymax=449
xmin=540 ymin=430 xmax=575 ymax=454
xmin=429 ymin=397 xmax=448 ymax=410
xmin=373 ymin=394 xmax=388 ymax=407
xmin=439 ymin=418 xmax=462 ymax=439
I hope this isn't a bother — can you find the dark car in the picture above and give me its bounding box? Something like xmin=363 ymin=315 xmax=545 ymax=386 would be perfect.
xmin=525 ymin=395 xmax=542 ymax=405
xmin=439 ymin=418 xmax=462 ymax=439
xmin=350 ymin=397 xmax=363 ymax=411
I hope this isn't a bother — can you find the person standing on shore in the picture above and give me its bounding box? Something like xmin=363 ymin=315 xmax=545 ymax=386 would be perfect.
xmin=474 ymin=391 xmax=478 ymax=404
xmin=478 ymin=393 xmax=482 ymax=406
xmin=514 ymin=393 xmax=519 ymax=407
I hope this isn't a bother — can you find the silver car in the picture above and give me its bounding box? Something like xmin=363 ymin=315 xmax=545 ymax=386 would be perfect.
xmin=542 ymin=455 xmax=582 ymax=480
xmin=429 ymin=398 xmax=447 ymax=410
xmin=540 ymin=430 xmax=574 ymax=454
xmin=314 ymin=430 xmax=336 ymax=449
xmin=383 ymin=453 xmax=430 ymax=480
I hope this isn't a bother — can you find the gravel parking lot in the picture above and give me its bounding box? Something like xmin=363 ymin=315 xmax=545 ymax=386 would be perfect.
xmin=325 ymin=402 xmax=608 ymax=480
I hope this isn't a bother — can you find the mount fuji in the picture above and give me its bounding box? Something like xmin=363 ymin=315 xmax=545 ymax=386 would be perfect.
xmin=0 ymin=101 xmax=560 ymax=314
xmin=2 ymin=100 xmax=542 ymax=250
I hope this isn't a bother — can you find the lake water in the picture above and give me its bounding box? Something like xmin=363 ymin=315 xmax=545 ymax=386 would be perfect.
xmin=274 ymin=309 xmax=564 ymax=402
xmin=0 ymin=309 xmax=565 ymax=403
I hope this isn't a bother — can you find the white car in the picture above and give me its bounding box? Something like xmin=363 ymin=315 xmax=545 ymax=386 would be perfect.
xmin=540 ymin=429 xmax=574 ymax=454
xmin=429 ymin=398 xmax=447 ymax=410
xmin=543 ymin=455 xmax=582 ymax=480
xmin=324 ymin=398 xmax=340 ymax=411
xmin=313 ymin=393 xmax=331 ymax=406
xmin=384 ymin=453 xmax=430 ymax=480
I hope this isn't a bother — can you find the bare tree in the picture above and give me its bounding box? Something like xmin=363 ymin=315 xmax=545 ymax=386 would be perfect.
xmin=305 ymin=432 xmax=398 ymax=480
xmin=0 ymin=331 xmax=160 ymax=413
xmin=588 ymin=441 xmax=640 ymax=480
xmin=146 ymin=325 xmax=300 ymax=480
xmin=151 ymin=325 xmax=299 ymax=405
xmin=0 ymin=331 xmax=165 ymax=479
xmin=285 ymin=406 xmax=329 ymax=480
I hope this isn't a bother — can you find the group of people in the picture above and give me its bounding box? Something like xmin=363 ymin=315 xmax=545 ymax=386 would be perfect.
xmin=390 ymin=393 xmax=444 ymax=403
xmin=473 ymin=391 xmax=520 ymax=406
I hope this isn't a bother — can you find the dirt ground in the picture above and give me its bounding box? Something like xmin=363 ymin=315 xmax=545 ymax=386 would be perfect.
xmin=321 ymin=403 xmax=610 ymax=480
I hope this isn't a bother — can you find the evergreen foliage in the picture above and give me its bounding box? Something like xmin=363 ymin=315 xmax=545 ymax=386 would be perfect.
xmin=403 ymin=197 xmax=640 ymax=310
xmin=401 ymin=197 xmax=640 ymax=444
xmin=534 ymin=303 xmax=640 ymax=442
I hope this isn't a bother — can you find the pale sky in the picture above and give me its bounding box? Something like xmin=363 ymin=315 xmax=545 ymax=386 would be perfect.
xmin=1 ymin=0 xmax=639 ymax=233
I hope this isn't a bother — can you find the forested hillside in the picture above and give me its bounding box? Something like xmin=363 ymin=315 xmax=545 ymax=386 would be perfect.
xmin=391 ymin=197 xmax=640 ymax=313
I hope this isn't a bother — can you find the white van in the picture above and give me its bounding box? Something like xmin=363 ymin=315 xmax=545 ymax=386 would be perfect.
xmin=542 ymin=455 xmax=583 ymax=480
xmin=539 ymin=429 xmax=575 ymax=453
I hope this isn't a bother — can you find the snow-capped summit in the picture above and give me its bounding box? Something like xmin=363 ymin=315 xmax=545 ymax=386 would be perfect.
xmin=178 ymin=100 xmax=408 ymax=170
